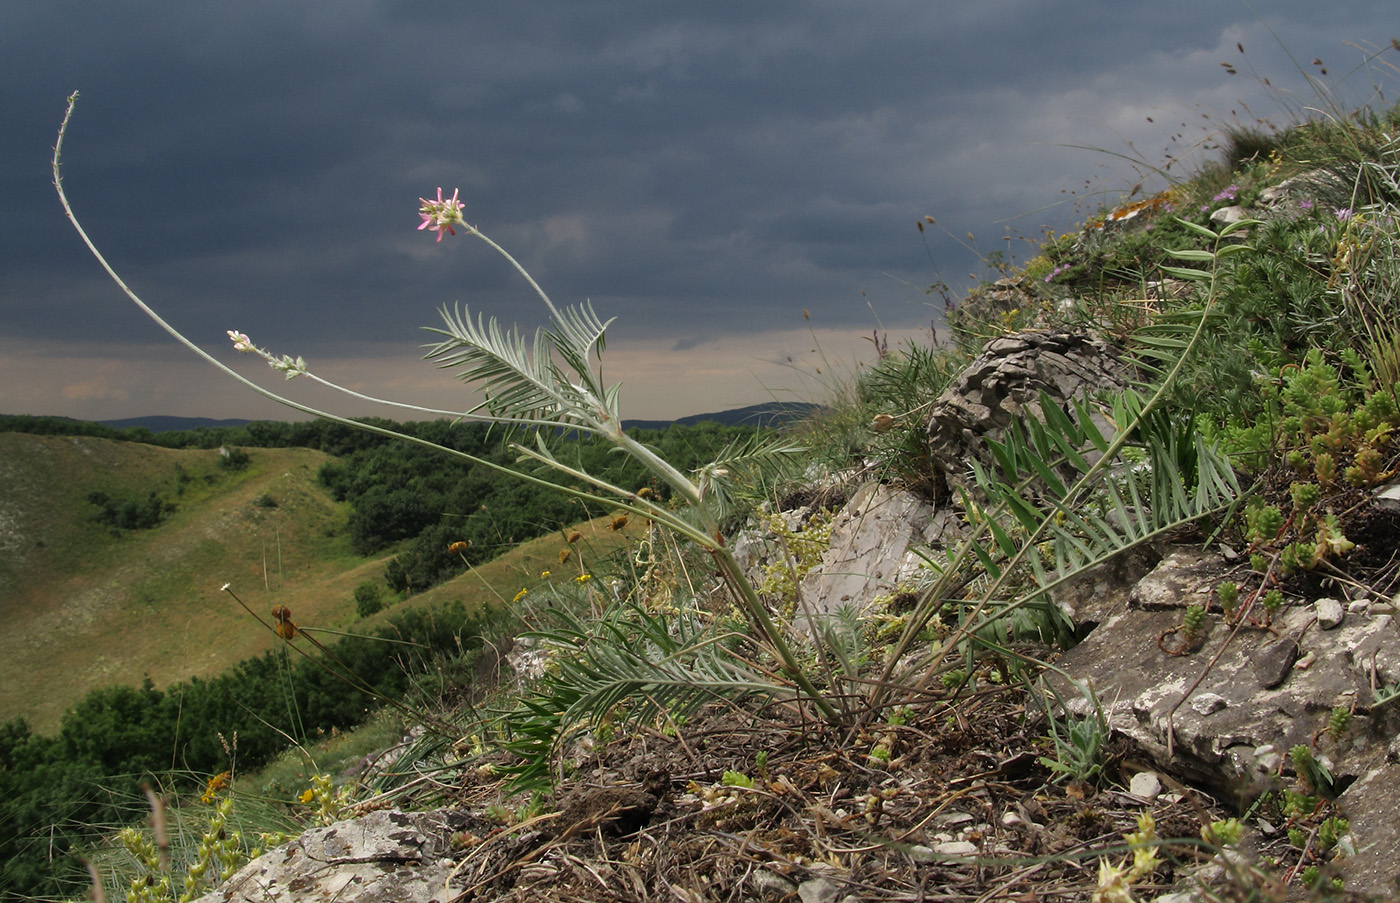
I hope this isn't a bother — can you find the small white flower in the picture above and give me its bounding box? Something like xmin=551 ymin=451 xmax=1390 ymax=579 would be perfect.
xmin=227 ymin=330 xmax=254 ymax=353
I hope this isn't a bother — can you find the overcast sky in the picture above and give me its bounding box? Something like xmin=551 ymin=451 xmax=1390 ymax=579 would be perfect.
xmin=2 ymin=3 xmax=1394 ymax=423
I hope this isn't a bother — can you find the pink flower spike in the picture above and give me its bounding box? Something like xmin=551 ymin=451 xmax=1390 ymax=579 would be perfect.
xmin=417 ymin=187 xmax=467 ymax=242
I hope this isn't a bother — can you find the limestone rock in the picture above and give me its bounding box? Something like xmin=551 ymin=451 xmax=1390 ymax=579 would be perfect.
xmin=794 ymin=481 xmax=958 ymax=633
xmin=1128 ymin=548 xmax=1225 ymax=611
xmin=1128 ymin=770 xmax=1162 ymax=801
xmin=1051 ymin=547 xmax=1400 ymax=895
xmin=1248 ymin=636 xmax=1299 ymax=689
xmin=1314 ymin=597 xmax=1345 ymax=630
xmin=193 ymin=809 xmax=465 ymax=903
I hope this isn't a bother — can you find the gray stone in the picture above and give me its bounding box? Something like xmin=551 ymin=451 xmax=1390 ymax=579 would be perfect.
xmin=931 ymin=840 xmax=980 ymax=857
xmin=1314 ymin=597 xmax=1345 ymax=629
xmin=193 ymin=809 xmax=461 ymax=903
xmin=794 ymin=481 xmax=957 ymax=633
xmin=1189 ymin=693 xmax=1227 ymax=716
xmin=798 ymin=877 xmax=842 ymax=903
xmin=1249 ymin=636 xmax=1299 ymax=689
xmin=1375 ymin=480 xmax=1400 ymax=512
xmin=906 ymin=844 xmax=937 ymax=863
xmin=926 ymin=330 xmax=1130 ymax=497
xmin=1050 ymin=546 xmax=1400 ymax=895
xmin=1129 ymin=548 xmax=1225 ymax=611
xmin=749 ymin=870 xmax=797 ymax=898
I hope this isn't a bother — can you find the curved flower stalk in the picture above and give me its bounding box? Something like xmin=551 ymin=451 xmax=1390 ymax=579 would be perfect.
xmin=52 ymin=93 xmax=837 ymax=723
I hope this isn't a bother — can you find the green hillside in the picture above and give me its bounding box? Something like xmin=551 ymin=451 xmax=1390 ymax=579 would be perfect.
xmin=0 ymin=433 xmax=357 ymax=732
xmin=0 ymin=431 xmax=647 ymax=733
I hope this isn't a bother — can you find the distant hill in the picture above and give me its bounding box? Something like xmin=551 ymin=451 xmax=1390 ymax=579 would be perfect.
xmin=623 ymin=401 xmax=821 ymax=431
xmin=10 ymin=402 xmax=819 ymax=436
xmin=99 ymin=415 xmax=254 ymax=432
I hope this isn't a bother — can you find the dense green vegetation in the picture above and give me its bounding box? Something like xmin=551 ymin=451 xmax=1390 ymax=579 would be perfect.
xmin=85 ymin=489 xmax=177 ymax=532
xmin=316 ymin=419 xmax=757 ymax=593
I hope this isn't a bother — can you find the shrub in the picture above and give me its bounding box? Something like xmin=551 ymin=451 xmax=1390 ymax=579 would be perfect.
xmin=218 ymin=447 xmax=251 ymax=471
xmin=354 ymin=581 xmax=384 ymax=618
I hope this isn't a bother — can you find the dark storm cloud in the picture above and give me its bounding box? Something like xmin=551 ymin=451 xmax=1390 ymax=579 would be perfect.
xmin=1 ymin=2 xmax=1395 ymax=415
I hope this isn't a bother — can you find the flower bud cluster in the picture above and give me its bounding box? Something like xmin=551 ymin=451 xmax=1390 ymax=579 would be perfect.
xmin=226 ymin=330 xmax=308 ymax=379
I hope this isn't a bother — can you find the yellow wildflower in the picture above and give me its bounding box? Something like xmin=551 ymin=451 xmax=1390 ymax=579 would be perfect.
xmin=201 ymin=771 xmax=231 ymax=804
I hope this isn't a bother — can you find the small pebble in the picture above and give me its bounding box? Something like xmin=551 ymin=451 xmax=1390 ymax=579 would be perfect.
xmin=932 ymin=840 xmax=980 ymax=857
xmin=1129 ymin=771 xmax=1162 ymax=801
xmin=1314 ymin=597 xmax=1344 ymax=629
xmin=906 ymin=844 xmax=936 ymax=863
xmin=798 ymin=877 xmax=841 ymax=903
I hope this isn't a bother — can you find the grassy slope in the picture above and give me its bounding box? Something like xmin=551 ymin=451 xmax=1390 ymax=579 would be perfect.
xmin=0 ymin=431 xmax=642 ymax=733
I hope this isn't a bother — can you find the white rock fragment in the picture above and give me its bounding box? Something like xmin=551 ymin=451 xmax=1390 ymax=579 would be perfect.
xmin=906 ymin=844 xmax=936 ymax=863
xmin=798 ymin=877 xmax=842 ymax=903
xmin=1129 ymin=770 xmax=1162 ymax=801
xmin=932 ymin=840 xmax=980 ymax=857
xmin=1190 ymin=693 xmax=1228 ymax=716
xmin=1315 ymin=597 xmax=1345 ymax=629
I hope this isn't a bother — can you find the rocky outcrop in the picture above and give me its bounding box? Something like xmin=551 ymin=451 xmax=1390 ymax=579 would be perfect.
xmin=792 ymin=481 xmax=961 ymax=633
xmin=926 ymin=330 xmax=1130 ymax=495
xmin=193 ymin=809 xmax=470 ymax=903
xmin=1049 ymin=548 xmax=1400 ymax=896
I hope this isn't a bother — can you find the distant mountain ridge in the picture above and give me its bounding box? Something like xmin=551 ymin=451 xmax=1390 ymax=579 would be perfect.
xmin=92 ymin=401 xmax=820 ymax=433
xmin=97 ymin=415 xmax=257 ymax=432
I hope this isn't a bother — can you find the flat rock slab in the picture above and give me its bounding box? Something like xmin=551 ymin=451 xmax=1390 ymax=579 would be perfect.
xmin=796 ymin=481 xmax=958 ymax=632
xmin=194 ymin=809 xmax=461 ymax=903
xmin=1051 ymin=548 xmax=1400 ymax=896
